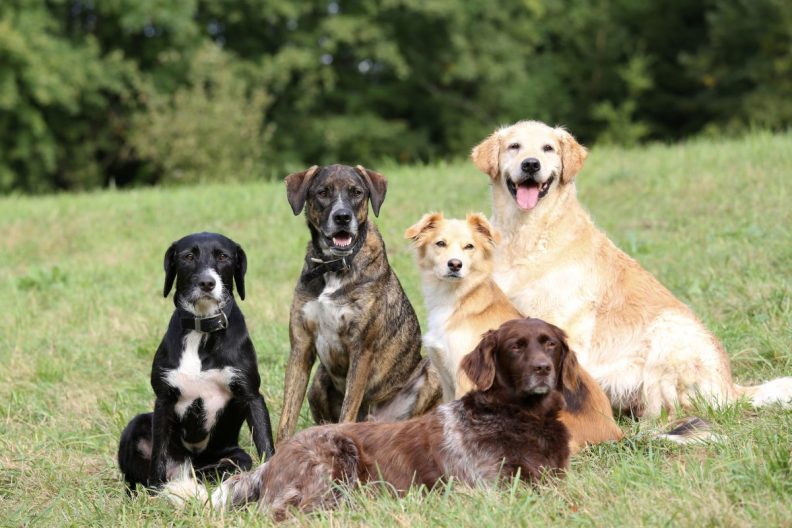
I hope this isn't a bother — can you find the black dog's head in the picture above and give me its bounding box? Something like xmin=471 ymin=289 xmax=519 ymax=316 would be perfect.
xmin=285 ymin=164 xmax=387 ymax=257
xmin=162 ymin=232 xmax=247 ymax=315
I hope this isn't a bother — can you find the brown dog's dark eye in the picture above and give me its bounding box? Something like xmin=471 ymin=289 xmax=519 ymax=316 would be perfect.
xmin=350 ymin=187 xmax=363 ymax=198
xmin=317 ymin=188 xmax=329 ymax=198
xmin=464 ymin=243 xmax=474 ymax=250
xmin=508 ymin=143 xmax=520 ymax=150
xmin=542 ymin=144 xmax=554 ymax=152
xmin=435 ymin=240 xmax=447 ymax=248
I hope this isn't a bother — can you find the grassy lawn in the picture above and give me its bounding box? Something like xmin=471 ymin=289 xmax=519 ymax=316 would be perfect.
xmin=1 ymin=131 xmax=791 ymax=526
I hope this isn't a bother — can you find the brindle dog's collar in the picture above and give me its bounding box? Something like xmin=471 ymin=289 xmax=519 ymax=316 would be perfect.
xmin=301 ymin=256 xmax=349 ymax=283
xmin=179 ymin=302 xmax=233 ymax=333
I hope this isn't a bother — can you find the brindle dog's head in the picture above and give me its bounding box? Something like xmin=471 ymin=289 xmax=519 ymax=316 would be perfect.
xmin=285 ymin=164 xmax=387 ymax=257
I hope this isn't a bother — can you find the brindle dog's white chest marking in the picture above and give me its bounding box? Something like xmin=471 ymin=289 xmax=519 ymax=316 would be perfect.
xmin=301 ymin=274 xmax=353 ymax=389
xmin=164 ymin=331 xmax=238 ymax=451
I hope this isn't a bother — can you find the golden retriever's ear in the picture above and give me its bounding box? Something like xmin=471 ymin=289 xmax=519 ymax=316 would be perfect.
xmin=285 ymin=165 xmax=320 ymax=215
xmin=471 ymin=130 xmax=501 ymax=179
xmin=404 ymin=212 xmax=444 ymax=246
xmin=354 ymin=165 xmax=387 ymax=217
xmin=460 ymin=329 xmax=499 ymax=391
xmin=555 ymin=128 xmax=588 ymax=184
xmin=466 ymin=213 xmax=501 ymax=247
xmin=554 ymin=327 xmax=580 ymax=393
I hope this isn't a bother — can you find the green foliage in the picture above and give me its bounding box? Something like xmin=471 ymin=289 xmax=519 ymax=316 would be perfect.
xmin=1 ymin=0 xmax=791 ymax=193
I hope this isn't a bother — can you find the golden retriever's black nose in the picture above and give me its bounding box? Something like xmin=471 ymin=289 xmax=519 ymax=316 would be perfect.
xmin=521 ymin=158 xmax=541 ymax=174
xmin=199 ymin=277 xmax=216 ymax=292
xmin=447 ymin=259 xmax=463 ymax=272
xmin=333 ymin=210 xmax=353 ymax=226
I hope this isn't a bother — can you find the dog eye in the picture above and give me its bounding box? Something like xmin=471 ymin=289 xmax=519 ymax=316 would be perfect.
xmin=508 ymin=143 xmax=520 ymax=150
xmin=435 ymin=240 xmax=447 ymax=248
xmin=317 ymin=188 xmax=329 ymax=198
xmin=182 ymin=253 xmax=194 ymax=261
xmin=217 ymin=253 xmax=228 ymax=262
xmin=350 ymin=187 xmax=363 ymax=197
xmin=463 ymin=243 xmax=474 ymax=250
xmin=542 ymin=144 xmax=554 ymax=152
xmin=546 ymin=341 xmax=556 ymax=349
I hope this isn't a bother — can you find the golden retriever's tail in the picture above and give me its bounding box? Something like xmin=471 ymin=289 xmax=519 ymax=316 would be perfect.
xmin=654 ymin=417 xmax=721 ymax=444
xmin=735 ymin=377 xmax=792 ymax=408
xmin=162 ymin=461 xmax=267 ymax=510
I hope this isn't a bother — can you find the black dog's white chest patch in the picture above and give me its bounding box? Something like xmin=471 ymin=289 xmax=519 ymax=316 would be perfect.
xmin=164 ymin=331 xmax=238 ymax=451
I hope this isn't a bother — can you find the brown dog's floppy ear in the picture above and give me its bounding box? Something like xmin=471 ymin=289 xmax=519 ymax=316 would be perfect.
xmin=554 ymin=327 xmax=580 ymax=393
xmin=460 ymin=329 xmax=499 ymax=392
xmin=555 ymin=127 xmax=588 ymax=184
xmin=404 ymin=212 xmax=444 ymax=246
xmin=354 ymin=165 xmax=387 ymax=217
xmin=162 ymin=242 xmax=177 ymax=298
xmin=466 ymin=213 xmax=501 ymax=247
xmin=234 ymin=244 xmax=247 ymax=301
xmin=471 ymin=130 xmax=501 ymax=179
xmin=285 ymin=165 xmax=320 ymax=215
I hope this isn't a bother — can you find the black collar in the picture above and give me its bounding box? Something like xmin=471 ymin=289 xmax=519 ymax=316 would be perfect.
xmin=179 ymin=302 xmax=233 ymax=333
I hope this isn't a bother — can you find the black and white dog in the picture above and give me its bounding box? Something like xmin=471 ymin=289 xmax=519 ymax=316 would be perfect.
xmin=118 ymin=232 xmax=275 ymax=491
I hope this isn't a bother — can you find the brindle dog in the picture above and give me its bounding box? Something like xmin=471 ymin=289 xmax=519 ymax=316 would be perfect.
xmin=278 ymin=164 xmax=441 ymax=443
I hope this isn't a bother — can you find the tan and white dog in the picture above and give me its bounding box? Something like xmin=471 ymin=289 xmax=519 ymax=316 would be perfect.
xmin=471 ymin=119 xmax=792 ymax=417
xmin=405 ymin=212 xmax=623 ymax=454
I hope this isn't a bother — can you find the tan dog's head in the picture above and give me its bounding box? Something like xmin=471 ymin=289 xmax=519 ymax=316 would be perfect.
xmin=404 ymin=212 xmax=500 ymax=284
xmin=471 ymin=120 xmax=587 ymax=212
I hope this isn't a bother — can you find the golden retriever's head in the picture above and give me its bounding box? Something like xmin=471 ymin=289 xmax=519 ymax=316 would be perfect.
xmin=404 ymin=212 xmax=500 ymax=283
xmin=471 ymin=120 xmax=587 ymax=212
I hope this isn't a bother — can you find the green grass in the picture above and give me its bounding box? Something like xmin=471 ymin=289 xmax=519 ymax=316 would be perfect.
xmin=1 ymin=131 xmax=791 ymax=526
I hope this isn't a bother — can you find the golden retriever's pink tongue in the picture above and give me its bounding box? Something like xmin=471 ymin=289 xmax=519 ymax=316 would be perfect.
xmin=516 ymin=185 xmax=539 ymax=210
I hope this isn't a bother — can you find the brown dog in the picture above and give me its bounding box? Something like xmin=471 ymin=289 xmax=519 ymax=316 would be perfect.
xmin=168 ymin=318 xmax=570 ymax=520
xmin=277 ymin=164 xmax=441 ymax=443
xmin=406 ymin=212 xmax=623 ymax=454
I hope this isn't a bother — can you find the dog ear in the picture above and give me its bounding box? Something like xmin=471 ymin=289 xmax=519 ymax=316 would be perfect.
xmin=471 ymin=130 xmax=501 ymax=179
xmin=162 ymin=242 xmax=177 ymax=298
xmin=466 ymin=213 xmax=501 ymax=247
xmin=555 ymin=127 xmax=588 ymax=184
xmin=460 ymin=329 xmax=499 ymax=392
xmin=234 ymin=244 xmax=247 ymax=301
xmin=285 ymin=165 xmax=320 ymax=215
xmin=554 ymin=326 xmax=580 ymax=393
xmin=404 ymin=212 xmax=444 ymax=246
xmin=354 ymin=165 xmax=387 ymax=217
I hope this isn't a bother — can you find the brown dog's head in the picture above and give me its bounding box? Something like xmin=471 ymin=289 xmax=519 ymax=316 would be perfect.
xmin=404 ymin=212 xmax=500 ymax=282
xmin=471 ymin=120 xmax=587 ymax=213
xmin=460 ymin=318 xmax=579 ymax=399
xmin=285 ymin=164 xmax=387 ymax=257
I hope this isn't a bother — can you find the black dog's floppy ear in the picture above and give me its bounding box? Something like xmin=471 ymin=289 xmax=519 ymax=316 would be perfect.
xmin=285 ymin=165 xmax=320 ymax=215
xmin=162 ymin=242 xmax=177 ymax=298
xmin=460 ymin=329 xmax=499 ymax=391
xmin=355 ymin=165 xmax=387 ymax=217
xmin=234 ymin=244 xmax=247 ymax=301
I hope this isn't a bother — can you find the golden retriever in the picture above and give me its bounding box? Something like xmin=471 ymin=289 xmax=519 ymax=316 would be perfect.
xmin=405 ymin=212 xmax=623 ymax=454
xmin=471 ymin=119 xmax=792 ymax=417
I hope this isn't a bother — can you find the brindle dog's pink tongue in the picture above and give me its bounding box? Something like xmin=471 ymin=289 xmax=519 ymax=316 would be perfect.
xmin=516 ymin=185 xmax=539 ymax=210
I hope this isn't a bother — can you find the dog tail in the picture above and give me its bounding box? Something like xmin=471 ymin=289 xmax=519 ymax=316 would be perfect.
xmin=735 ymin=377 xmax=792 ymax=408
xmin=653 ymin=416 xmax=721 ymax=444
xmin=163 ymin=461 xmax=267 ymax=511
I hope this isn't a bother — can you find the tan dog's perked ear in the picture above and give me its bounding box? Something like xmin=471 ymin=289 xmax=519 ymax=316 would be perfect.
xmin=404 ymin=212 xmax=444 ymax=245
xmin=555 ymin=127 xmax=588 ymax=184
xmin=471 ymin=129 xmax=501 ymax=179
xmin=466 ymin=213 xmax=501 ymax=247
xmin=354 ymin=165 xmax=387 ymax=217
xmin=460 ymin=329 xmax=499 ymax=391
xmin=285 ymin=165 xmax=320 ymax=215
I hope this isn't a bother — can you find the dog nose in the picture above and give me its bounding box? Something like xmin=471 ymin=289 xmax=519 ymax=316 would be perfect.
xmin=521 ymin=157 xmax=541 ymax=174
xmin=447 ymin=259 xmax=463 ymax=272
xmin=198 ymin=278 xmax=216 ymax=292
xmin=333 ymin=210 xmax=353 ymax=226
xmin=531 ymin=360 xmax=552 ymax=376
